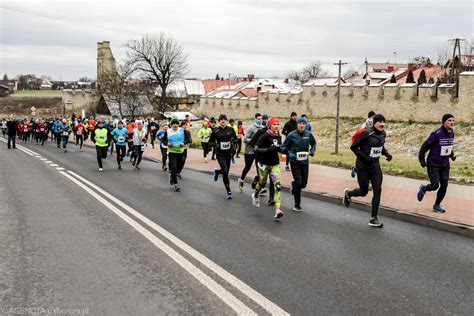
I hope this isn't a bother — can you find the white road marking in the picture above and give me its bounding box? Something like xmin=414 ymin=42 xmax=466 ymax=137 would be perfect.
xmin=59 ymin=171 xmax=256 ymax=315
xmin=45 ymin=160 xmax=53 ymax=164
xmin=15 ymin=144 xmax=39 ymax=156
xmin=40 ymin=158 xmax=47 ymax=161
xmin=0 ymin=139 xmax=38 ymax=156
xmin=50 ymin=164 xmax=59 ymax=167
xmin=67 ymin=170 xmax=289 ymax=315
xmin=15 ymin=147 xmax=34 ymax=156
xmin=8 ymin=138 xmax=288 ymax=315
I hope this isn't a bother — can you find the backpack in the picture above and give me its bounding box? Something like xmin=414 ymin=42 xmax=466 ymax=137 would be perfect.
xmin=351 ymin=127 xmax=366 ymax=144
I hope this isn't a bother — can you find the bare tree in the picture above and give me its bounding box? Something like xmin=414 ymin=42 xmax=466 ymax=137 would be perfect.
xmin=437 ymin=45 xmax=449 ymax=65
xmin=285 ymin=70 xmax=301 ymax=81
xmin=300 ymin=61 xmax=328 ymax=83
xmin=410 ymin=56 xmax=433 ymax=66
xmin=125 ymin=34 xmax=189 ymax=114
xmin=122 ymin=91 xmax=143 ymax=120
xmin=287 ymin=61 xmax=328 ymax=84
xmin=98 ymin=64 xmax=135 ymax=117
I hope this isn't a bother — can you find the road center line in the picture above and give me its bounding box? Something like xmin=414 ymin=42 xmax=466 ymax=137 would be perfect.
xmin=59 ymin=170 xmax=256 ymax=315
xmin=15 ymin=146 xmax=34 ymax=156
xmin=15 ymin=144 xmax=39 ymax=155
xmin=67 ymin=170 xmax=289 ymax=315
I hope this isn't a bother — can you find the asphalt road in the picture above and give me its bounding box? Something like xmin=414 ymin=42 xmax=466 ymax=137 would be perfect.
xmin=1 ymin=137 xmax=473 ymax=315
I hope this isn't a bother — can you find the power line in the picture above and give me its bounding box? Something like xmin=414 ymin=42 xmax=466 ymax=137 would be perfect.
xmin=0 ymin=3 xmax=338 ymax=65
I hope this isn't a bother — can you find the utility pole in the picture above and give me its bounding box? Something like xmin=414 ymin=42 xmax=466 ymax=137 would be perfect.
xmin=334 ymin=60 xmax=347 ymax=155
xmin=365 ymin=58 xmax=369 ymax=85
xmin=228 ymin=72 xmax=230 ymax=89
xmin=448 ymin=38 xmax=465 ymax=83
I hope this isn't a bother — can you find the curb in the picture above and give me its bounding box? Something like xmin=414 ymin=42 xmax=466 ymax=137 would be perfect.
xmin=144 ymin=156 xmax=473 ymax=238
xmin=83 ymin=145 xmax=472 ymax=238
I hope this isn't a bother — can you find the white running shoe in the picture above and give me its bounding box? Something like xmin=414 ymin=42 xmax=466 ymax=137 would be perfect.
xmin=252 ymin=192 xmax=260 ymax=207
xmin=99 ymin=168 xmax=103 ymax=172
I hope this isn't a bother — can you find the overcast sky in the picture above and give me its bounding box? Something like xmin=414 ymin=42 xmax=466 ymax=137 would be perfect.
xmin=0 ymin=0 xmax=472 ymax=81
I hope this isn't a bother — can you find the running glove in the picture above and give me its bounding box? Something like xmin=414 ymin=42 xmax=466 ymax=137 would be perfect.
xmin=420 ymin=160 xmax=427 ymax=168
xmin=385 ymin=153 xmax=393 ymax=162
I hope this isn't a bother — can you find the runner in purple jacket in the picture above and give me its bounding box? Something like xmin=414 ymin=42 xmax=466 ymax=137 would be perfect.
xmin=417 ymin=114 xmax=456 ymax=213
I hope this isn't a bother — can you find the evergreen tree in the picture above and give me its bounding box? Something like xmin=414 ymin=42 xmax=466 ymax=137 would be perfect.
xmin=428 ymin=77 xmax=435 ymax=84
xmin=389 ymin=74 xmax=396 ymax=83
xmin=406 ymin=70 xmax=415 ymax=83
xmin=417 ymin=69 xmax=427 ymax=84
xmin=215 ymin=74 xmax=220 ymax=80
xmin=2 ymin=73 xmax=8 ymax=81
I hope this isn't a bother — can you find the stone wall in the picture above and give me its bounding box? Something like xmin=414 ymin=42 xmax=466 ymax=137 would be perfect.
xmin=195 ymin=72 xmax=474 ymax=123
xmin=62 ymin=89 xmax=99 ymax=113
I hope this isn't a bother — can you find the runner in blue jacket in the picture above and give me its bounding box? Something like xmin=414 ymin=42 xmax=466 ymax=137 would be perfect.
xmin=281 ymin=117 xmax=316 ymax=212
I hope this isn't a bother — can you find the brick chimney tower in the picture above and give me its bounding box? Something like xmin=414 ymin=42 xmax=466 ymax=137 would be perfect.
xmin=97 ymin=41 xmax=117 ymax=90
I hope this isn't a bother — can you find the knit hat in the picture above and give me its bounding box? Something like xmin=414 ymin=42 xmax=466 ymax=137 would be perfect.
xmin=372 ymin=114 xmax=386 ymax=124
xmin=291 ymin=111 xmax=297 ymax=117
xmin=442 ymin=114 xmax=454 ymax=124
xmin=218 ymin=114 xmax=228 ymax=121
xmin=170 ymin=118 xmax=179 ymax=125
xmin=267 ymin=117 xmax=279 ymax=128
xmin=297 ymin=117 xmax=307 ymax=124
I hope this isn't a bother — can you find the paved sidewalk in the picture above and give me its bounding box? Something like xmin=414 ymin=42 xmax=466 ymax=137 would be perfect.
xmin=140 ymin=146 xmax=473 ymax=229
xmin=83 ymin=139 xmax=473 ymax=232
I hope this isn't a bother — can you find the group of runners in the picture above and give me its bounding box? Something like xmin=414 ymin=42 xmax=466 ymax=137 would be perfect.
xmin=1 ymin=110 xmax=456 ymax=226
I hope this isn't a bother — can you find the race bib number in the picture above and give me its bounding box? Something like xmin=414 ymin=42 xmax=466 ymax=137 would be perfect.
xmin=140 ymin=145 xmax=145 ymax=152
xmin=40 ymin=128 xmax=45 ymax=132
xmin=62 ymin=131 xmax=69 ymax=136
xmin=77 ymin=128 xmax=83 ymax=136
xmin=117 ymin=136 xmax=125 ymax=142
xmin=151 ymin=126 xmax=156 ymax=130
xmin=98 ymin=135 xmax=106 ymax=141
xmin=369 ymin=146 xmax=382 ymax=158
xmin=161 ymin=143 xmax=168 ymax=148
xmin=220 ymin=141 xmax=231 ymax=150
xmin=202 ymin=135 xmax=209 ymax=139
xmin=440 ymin=145 xmax=452 ymax=156
xmin=257 ymin=162 xmax=267 ymax=171
xmin=296 ymin=151 xmax=309 ymax=161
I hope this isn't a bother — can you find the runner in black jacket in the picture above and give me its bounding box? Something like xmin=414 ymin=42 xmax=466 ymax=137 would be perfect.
xmin=343 ymin=114 xmax=393 ymax=228
xmin=210 ymin=114 xmax=238 ymax=199
xmin=252 ymin=117 xmax=284 ymax=219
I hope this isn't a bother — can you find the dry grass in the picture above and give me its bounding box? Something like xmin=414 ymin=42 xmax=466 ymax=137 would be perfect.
xmin=187 ymin=117 xmax=473 ymax=183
